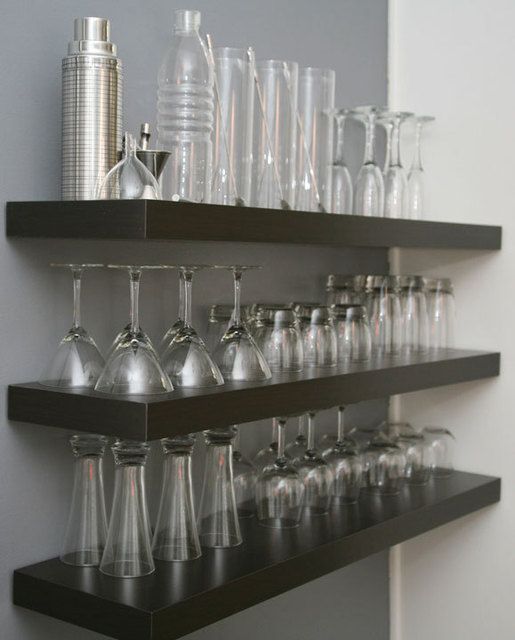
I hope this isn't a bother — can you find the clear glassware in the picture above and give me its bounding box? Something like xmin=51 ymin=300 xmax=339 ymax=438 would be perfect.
xmin=362 ymin=432 xmax=406 ymax=496
xmin=253 ymin=419 xmax=279 ymax=471
xmin=290 ymin=302 xmax=322 ymax=332
xmin=382 ymin=421 xmax=416 ymax=439
xmin=256 ymin=417 xmax=305 ymax=528
xmin=252 ymin=59 xmax=298 ymax=210
xmin=400 ymin=275 xmax=429 ymax=354
xmin=427 ymin=278 xmax=455 ymax=349
xmin=213 ymin=266 xmax=272 ymax=382
xmin=160 ymin=268 xmax=185 ymax=354
xmin=161 ymin=265 xmax=224 ymax=388
xmin=352 ymin=106 xmax=385 ymax=216
xmin=211 ymin=47 xmax=254 ymax=206
xmin=303 ymin=306 xmax=338 ymax=368
xmin=294 ymin=412 xmax=333 ymax=515
xmin=100 ymin=440 xmax=154 ymax=577
xmin=198 ymin=427 xmax=242 ymax=548
xmin=232 ymin=427 xmax=258 ymax=519
xmin=205 ymin=304 xmax=233 ymax=353
xmin=347 ymin=306 xmax=372 ymax=362
xmin=331 ymin=303 xmax=354 ymax=362
xmin=396 ymin=432 xmax=431 ymax=486
xmin=323 ymin=406 xmax=363 ymax=504
xmin=95 ymin=266 xmax=173 ymax=395
xmin=367 ymin=275 xmax=402 ymax=357
xmin=152 ymin=435 xmax=201 ymax=561
xmin=408 ymin=115 xmax=435 ymax=220
xmin=60 ymin=434 xmax=108 ymax=566
xmin=96 ymin=132 xmax=161 ymax=200
xmin=422 ymin=426 xmax=456 ymax=477
xmin=296 ymin=67 xmax=335 ymax=212
xmin=40 ymin=264 xmax=105 ymax=388
xmin=330 ymin=108 xmax=353 ymax=214
xmin=383 ymin=111 xmax=413 ymax=218
xmin=377 ymin=114 xmax=394 ymax=177
xmin=285 ymin=414 xmax=308 ymax=462
xmin=157 ymin=9 xmax=213 ymax=202
xmin=326 ymin=274 xmax=364 ymax=306
xmin=262 ymin=308 xmax=303 ymax=372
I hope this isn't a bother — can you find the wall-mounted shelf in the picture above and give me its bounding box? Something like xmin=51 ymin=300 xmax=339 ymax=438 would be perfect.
xmin=9 ymin=349 xmax=500 ymax=440
xmin=13 ymin=471 xmax=500 ymax=640
xmin=5 ymin=200 xmax=502 ymax=249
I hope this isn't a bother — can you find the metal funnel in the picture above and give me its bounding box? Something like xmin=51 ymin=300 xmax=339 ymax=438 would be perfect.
xmin=136 ymin=150 xmax=171 ymax=180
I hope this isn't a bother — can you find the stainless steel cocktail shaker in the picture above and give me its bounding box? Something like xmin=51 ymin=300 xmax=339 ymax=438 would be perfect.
xmin=61 ymin=17 xmax=122 ymax=200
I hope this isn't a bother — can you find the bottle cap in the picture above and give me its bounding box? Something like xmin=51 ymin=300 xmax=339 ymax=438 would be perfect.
xmin=174 ymin=9 xmax=201 ymax=31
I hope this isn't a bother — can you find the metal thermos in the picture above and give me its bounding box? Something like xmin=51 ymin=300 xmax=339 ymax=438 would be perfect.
xmin=61 ymin=17 xmax=122 ymax=200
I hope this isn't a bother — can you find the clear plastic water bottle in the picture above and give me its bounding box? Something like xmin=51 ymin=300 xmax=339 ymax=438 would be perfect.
xmin=157 ymin=9 xmax=214 ymax=202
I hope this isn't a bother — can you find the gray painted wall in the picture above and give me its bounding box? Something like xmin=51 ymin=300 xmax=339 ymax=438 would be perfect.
xmin=0 ymin=1 xmax=389 ymax=638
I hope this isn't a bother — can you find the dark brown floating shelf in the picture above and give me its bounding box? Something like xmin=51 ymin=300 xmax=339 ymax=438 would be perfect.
xmin=13 ymin=471 xmax=500 ymax=640
xmin=9 ymin=349 xmax=500 ymax=440
xmin=6 ymin=200 xmax=502 ymax=249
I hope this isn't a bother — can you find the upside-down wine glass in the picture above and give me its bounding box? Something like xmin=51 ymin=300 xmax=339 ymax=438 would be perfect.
xmin=152 ymin=435 xmax=201 ymax=561
xmin=330 ymin=108 xmax=353 ymax=214
xmin=294 ymin=411 xmax=334 ymax=516
xmin=377 ymin=113 xmax=394 ymax=177
xmin=253 ymin=418 xmax=279 ymax=471
xmin=232 ymin=426 xmax=258 ymax=518
xmin=407 ymin=115 xmax=435 ymax=220
xmin=161 ymin=265 xmax=224 ymax=388
xmin=60 ymin=434 xmax=108 ymax=566
xmin=323 ymin=406 xmax=363 ymax=504
xmin=352 ymin=106 xmax=384 ymax=217
xmin=95 ymin=266 xmax=173 ymax=395
xmin=256 ymin=416 xmax=305 ymax=528
xmin=198 ymin=427 xmax=242 ymax=547
xmin=214 ymin=266 xmax=272 ymax=381
xmin=40 ymin=264 xmax=105 ymax=388
xmin=285 ymin=414 xmax=308 ymax=462
xmin=383 ymin=111 xmax=413 ymax=218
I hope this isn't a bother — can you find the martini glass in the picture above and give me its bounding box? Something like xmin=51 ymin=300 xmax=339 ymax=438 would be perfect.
xmin=323 ymin=406 xmax=363 ymax=504
xmin=408 ymin=115 xmax=435 ymax=220
xmin=40 ymin=264 xmax=105 ymax=388
xmin=213 ymin=266 xmax=272 ymax=381
xmin=256 ymin=416 xmax=305 ymax=528
xmin=95 ymin=266 xmax=173 ymax=395
xmin=294 ymin=411 xmax=334 ymax=516
xmin=383 ymin=110 xmax=413 ymax=218
xmin=352 ymin=106 xmax=385 ymax=216
xmin=161 ymin=265 xmax=224 ymax=388
xmin=159 ymin=268 xmax=185 ymax=354
xmin=330 ymin=108 xmax=353 ymax=214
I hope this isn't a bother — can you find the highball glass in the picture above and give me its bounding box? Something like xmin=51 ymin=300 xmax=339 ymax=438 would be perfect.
xmin=262 ymin=308 xmax=303 ymax=372
xmin=427 ymin=278 xmax=455 ymax=349
xmin=400 ymin=275 xmax=429 ymax=354
xmin=367 ymin=275 xmax=402 ymax=357
xmin=303 ymin=307 xmax=337 ymax=368
xmin=362 ymin=432 xmax=406 ymax=496
xmin=396 ymin=432 xmax=431 ymax=486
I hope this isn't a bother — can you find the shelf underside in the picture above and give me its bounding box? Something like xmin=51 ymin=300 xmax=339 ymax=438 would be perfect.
xmin=6 ymin=200 xmax=502 ymax=249
xmin=13 ymin=471 xmax=500 ymax=640
xmin=8 ymin=349 xmax=500 ymax=440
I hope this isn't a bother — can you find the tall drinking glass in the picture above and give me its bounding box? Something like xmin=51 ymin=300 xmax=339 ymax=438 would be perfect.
xmin=296 ymin=67 xmax=335 ymax=212
xmin=400 ymin=275 xmax=429 ymax=353
xmin=330 ymin=108 xmax=353 ymax=214
xmin=367 ymin=275 xmax=402 ymax=356
xmin=212 ymin=47 xmax=254 ymax=206
xmin=252 ymin=60 xmax=298 ymax=210
xmin=383 ymin=111 xmax=413 ymax=218
xmin=352 ymin=106 xmax=384 ymax=216
xmin=408 ymin=115 xmax=435 ymax=220
xmin=427 ymin=278 xmax=455 ymax=349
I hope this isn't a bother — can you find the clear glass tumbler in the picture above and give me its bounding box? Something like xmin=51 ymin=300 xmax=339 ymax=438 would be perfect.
xmin=427 ymin=278 xmax=455 ymax=349
xmin=303 ymin=306 xmax=337 ymax=368
xmin=262 ymin=308 xmax=304 ymax=372
xmin=198 ymin=427 xmax=242 ymax=547
xmin=212 ymin=47 xmax=254 ymax=206
xmin=396 ymin=432 xmax=431 ymax=486
xmin=326 ymin=274 xmax=364 ymax=306
xmin=423 ymin=426 xmax=456 ymax=477
xmin=362 ymin=433 xmax=406 ymax=496
xmin=60 ymin=434 xmax=108 ymax=567
xmin=367 ymin=275 xmax=402 ymax=356
xmin=100 ymin=440 xmax=154 ymax=578
xmin=400 ymin=275 xmax=429 ymax=354
xmin=346 ymin=306 xmax=372 ymax=362
xmin=252 ymin=60 xmax=298 ymax=210
xmin=152 ymin=435 xmax=201 ymax=561
xmin=296 ymin=67 xmax=336 ymax=212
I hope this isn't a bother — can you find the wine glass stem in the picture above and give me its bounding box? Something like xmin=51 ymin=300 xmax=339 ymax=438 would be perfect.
xmin=232 ymin=269 xmax=243 ymax=326
xmin=233 ymin=426 xmax=241 ymax=453
xmin=307 ymin=412 xmax=316 ymax=450
xmin=277 ymin=418 xmax=286 ymax=459
xmin=391 ymin=119 xmax=401 ymax=167
xmin=183 ymin=270 xmax=193 ymax=328
xmin=363 ymin=114 xmax=376 ymax=165
xmin=411 ymin=122 xmax=423 ymax=170
xmin=129 ymin=269 xmax=141 ymax=333
xmin=334 ymin=114 xmax=346 ymax=165
xmin=71 ymin=268 xmax=83 ymax=330
xmin=337 ymin=405 xmax=345 ymax=442
xmin=383 ymin=123 xmax=392 ymax=174
xmin=177 ymin=272 xmax=185 ymax=322
xmin=271 ymin=418 xmax=278 ymax=445
xmin=298 ymin=414 xmax=306 ymax=437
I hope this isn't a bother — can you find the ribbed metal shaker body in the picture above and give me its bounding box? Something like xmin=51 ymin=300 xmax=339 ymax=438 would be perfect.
xmin=61 ymin=53 xmax=122 ymax=200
